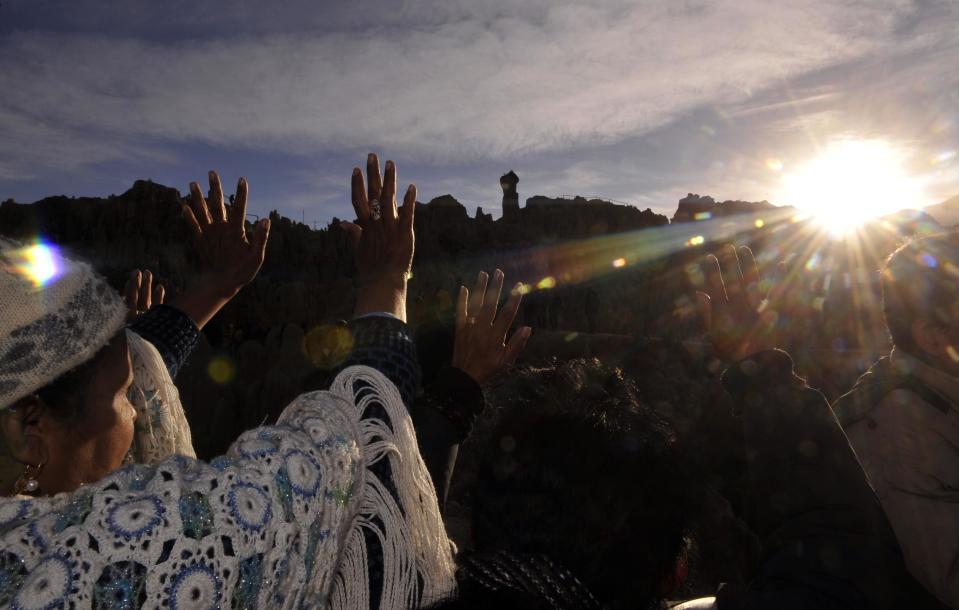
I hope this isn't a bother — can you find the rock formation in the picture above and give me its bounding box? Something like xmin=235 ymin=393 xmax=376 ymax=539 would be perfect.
xmin=671 ymin=193 xmax=785 ymax=223
xmin=500 ymin=170 xmax=520 ymax=221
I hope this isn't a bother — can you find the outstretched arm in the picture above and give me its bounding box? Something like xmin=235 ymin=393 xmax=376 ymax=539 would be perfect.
xmin=340 ymin=153 xmax=415 ymax=322
xmin=329 ymin=154 xmax=456 ymax=607
xmin=415 ymin=269 xmax=531 ymax=510
xmin=125 ymin=172 xmax=271 ymax=378
xmin=331 ymin=154 xmax=421 ymax=408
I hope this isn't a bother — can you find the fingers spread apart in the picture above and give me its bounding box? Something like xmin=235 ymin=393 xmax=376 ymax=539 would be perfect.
xmin=189 ymin=182 xmax=213 ymax=227
xmin=208 ymin=171 xmax=227 ymax=223
xmin=467 ymin=271 xmax=488 ymax=320
xmin=231 ymin=177 xmax=249 ymax=237
xmin=503 ymin=326 xmax=532 ymax=366
xmin=351 ymin=168 xmax=370 ymax=222
xmin=382 ymin=160 xmax=397 ymax=223
xmin=478 ymin=269 xmax=504 ymax=326
xmin=366 ymin=153 xmax=382 ymax=206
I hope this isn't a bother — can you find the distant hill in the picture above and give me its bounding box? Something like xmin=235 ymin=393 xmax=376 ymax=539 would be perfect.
xmin=923 ymin=194 xmax=959 ymax=227
xmin=671 ymin=193 xmax=790 ymax=223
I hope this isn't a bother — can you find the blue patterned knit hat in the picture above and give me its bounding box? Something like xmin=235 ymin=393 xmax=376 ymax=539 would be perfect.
xmin=0 ymin=237 xmax=127 ymax=411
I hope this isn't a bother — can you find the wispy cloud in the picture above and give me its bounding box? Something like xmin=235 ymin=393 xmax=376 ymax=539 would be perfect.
xmin=0 ymin=107 xmax=171 ymax=181
xmin=0 ymin=0 xmax=920 ymax=166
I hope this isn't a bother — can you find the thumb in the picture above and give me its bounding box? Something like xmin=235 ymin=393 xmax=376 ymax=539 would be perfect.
xmin=503 ymin=326 xmax=532 ymax=366
xmin=340 ymin=221 xmax=362 ymax=249
xmin=252 ymin=218 xmax=271 ymax=259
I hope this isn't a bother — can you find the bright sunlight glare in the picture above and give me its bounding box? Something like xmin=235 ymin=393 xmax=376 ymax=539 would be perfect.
xmin=776 ymin=139 xmax=929 ymax=235
xmin=8 ymin=240 xmax=63 ymax=288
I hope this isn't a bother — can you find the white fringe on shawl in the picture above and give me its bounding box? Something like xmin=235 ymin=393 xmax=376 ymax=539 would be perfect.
xmin=327 ymin=366 xmax=457 ymax=610
xmin=125 ymin=330 xmax=196 ymax=463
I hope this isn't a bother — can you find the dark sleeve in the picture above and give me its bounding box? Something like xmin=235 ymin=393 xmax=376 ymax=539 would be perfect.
xmin=715 ymin=350 xmax=945 ymax=610
xmin=332 ymin=315 xmax=420 ymax=408
xmin=412 ymin=366 xmax=485 ymax=511
xmin=128 ymin=304 xmax=201 ymax=378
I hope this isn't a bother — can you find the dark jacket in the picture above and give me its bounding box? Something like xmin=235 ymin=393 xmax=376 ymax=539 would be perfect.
xmin=715 ymin=349 xmax=947 ymax=610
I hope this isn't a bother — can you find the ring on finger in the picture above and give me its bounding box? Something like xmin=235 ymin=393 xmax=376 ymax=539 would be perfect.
xmin=466 ymin=316 xmax=477 ymax=325
xmin=369 ymin=198 xmax=382 ymax=221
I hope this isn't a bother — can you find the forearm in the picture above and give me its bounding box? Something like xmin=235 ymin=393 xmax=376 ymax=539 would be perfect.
xmin=412 ymin=366 xmax=486 ymax=511
xmin=128 ymin=304 xmax=201 ymax=378
xmin=411 ymin=405 xmax=460 ymax=511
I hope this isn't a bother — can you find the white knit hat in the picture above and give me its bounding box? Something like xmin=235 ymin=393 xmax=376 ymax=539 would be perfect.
xmin=0 ymin=237 xmax=127 ymax=410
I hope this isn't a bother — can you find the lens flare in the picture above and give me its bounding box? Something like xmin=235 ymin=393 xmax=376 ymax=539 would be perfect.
xmin=932 ymin=150 xmax=956 ymax=165
xmin=6 ymin=240 xmax=63 ymax=288
xmin=775 ymin=138 xmax=930 ymax=236
xmin=612 ymin=258 xmax=626 ymax=268
xmin=947 ymin=345 xmax=959 ymax=363
xmin=302 ymin=324 xmax=354 ymax=369
xmin=537 ymin=276 xmax=556 ymax=289
xmin=207 ymin=356 xmax=236 ymax=384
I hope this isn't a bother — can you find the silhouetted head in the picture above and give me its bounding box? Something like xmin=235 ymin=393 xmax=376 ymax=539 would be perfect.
xmin=882 ymin=231 xmax=959 ymax=372
xmin=465 ymin=358 xmax=696 ymax=609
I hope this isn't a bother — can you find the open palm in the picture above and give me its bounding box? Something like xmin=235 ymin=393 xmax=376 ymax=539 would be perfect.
xmin=182 ymin=171 xmax=270 ymax=299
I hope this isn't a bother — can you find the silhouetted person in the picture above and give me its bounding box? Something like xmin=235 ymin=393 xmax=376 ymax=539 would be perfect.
xmin=834 ymin=232 xmax=959 ymax=606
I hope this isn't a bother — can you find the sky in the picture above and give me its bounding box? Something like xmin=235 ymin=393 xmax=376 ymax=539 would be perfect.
xmin=0 ymin=0 xmax=956 ymax=224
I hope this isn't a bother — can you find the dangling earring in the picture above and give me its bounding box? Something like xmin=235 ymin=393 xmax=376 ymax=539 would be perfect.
xmin=14 ymin=461 xmax=44 ymax=495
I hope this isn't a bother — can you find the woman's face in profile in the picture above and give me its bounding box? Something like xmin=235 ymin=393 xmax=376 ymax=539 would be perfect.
xmin=43 ymin=333 xmax=137 ymax=493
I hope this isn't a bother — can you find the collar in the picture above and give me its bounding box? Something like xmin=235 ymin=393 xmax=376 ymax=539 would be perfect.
xmin=890 ymin=347 xmax=959 ymax=408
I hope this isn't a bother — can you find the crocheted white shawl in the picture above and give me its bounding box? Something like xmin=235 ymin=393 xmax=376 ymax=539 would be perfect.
xmin=0 ymin=365 xmax=456 ymax=609
xmin=126 ymin=330 xmax=197 ymax=464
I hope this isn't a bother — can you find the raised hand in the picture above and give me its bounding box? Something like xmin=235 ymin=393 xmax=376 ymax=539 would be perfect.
xmin=124 ymin=269 xmax=165 ymax=321
xmin=182 ymin=171 xmax=271 ymax=300
xmin=697 ymin=244 xmax=777 ymax=361
xmin=341 ymin=153 xmax=416 ymax=321
xmin=176 ymin=171 xmax=271 ymax=328
xmin=452 ymin=269 xmax=532 ymax=385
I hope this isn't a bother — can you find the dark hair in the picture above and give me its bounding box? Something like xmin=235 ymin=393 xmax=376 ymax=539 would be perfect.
xmin=882 ymin=231 xmax=959 ymax=356
xmin=17 ymin=342 xmax=113 ymax=425
xmin=464 ymin=358 xmax=696 ymax=610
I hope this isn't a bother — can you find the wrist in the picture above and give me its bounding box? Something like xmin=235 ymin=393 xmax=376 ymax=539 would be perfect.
xmin=356 ymin=270 xmax=409 ymax=289
xmin=169 ymin=282 xmax=236 ymax=329
xmin=199 ymin=278 xmax=243 ymax=301
xmin=354 ymin=279 xmax=408 ymax=321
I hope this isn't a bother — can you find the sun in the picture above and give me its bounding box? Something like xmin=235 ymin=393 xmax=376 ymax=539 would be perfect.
xmin=775 ymin=138 xmax=929 ymax=235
